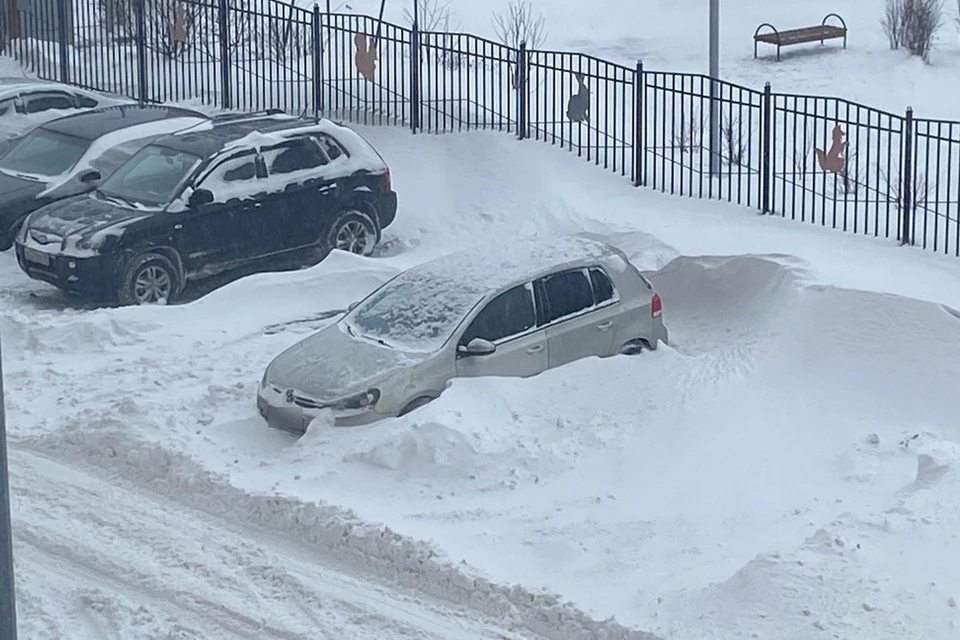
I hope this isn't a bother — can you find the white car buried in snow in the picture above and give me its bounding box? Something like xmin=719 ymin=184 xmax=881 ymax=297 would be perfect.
xmin=257 ymin=235 xmax=669 ymax=433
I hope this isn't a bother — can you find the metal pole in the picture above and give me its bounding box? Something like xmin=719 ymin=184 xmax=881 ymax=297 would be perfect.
xmin=708 ymin=0 xmax=721 ymax=177
xmin=0 ymin=327 xmax=18 ymax=639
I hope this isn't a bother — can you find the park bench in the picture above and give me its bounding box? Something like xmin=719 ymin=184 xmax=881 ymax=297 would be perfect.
xmin=754 ymin=13 xmax=847 ymax=61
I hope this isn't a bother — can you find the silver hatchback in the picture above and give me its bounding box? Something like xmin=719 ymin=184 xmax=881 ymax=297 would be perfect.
xmin=257 ymin=234 xmax=668 ymax=432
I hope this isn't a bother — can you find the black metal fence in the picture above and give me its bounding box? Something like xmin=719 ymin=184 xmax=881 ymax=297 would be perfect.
xmin=2 ymin=0 xmax=959 ymax=257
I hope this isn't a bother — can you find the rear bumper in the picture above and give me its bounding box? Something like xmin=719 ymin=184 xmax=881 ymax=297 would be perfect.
xmin=379 ymin=191 xmax=398 ymax=229
xmin=15 ymin=241 xmax=119 ymax=298
xmin=650 ymin=320 xmax=669 ymax=347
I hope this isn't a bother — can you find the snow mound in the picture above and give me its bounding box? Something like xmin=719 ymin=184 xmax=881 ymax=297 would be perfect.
xmin=20 ymin=427 xmax=663 ymax=640
xmin=343 ymin=422 xmax=480 ymax=471
xmin=0 ymin=309 xmax=160 ymax=356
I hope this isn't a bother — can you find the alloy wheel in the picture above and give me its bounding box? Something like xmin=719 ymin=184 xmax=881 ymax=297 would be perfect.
xmin=335 ymin=220 xmax=371 ymax=255
xmin=133 ymin=265 xmax=172 ymax=304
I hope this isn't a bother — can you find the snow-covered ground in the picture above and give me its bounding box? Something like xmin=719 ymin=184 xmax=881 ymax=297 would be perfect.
xmin=3 ymin=121 xmax=960 ymax=639
xmin=4 ymin=1 xmax=960 ymax=638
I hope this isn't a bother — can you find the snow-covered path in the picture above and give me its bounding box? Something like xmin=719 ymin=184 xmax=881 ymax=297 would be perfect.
xmin=11 ymin=440 xmax=537 ymax=640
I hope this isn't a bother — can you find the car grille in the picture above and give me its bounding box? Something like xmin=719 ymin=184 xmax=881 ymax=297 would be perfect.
xmin=292 ymin=394 xmax=332 ymax=410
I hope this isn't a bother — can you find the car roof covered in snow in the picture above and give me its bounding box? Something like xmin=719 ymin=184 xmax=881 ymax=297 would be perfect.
xmin=401 ymin=234 xmax=622 ymax=297
xmin=0 ymin=77 xmax=59 ymax=95
xmin=39 ymin=104 xmax=209 ymax=140
xmin=148 ymin=112 xmax=310 ymax=157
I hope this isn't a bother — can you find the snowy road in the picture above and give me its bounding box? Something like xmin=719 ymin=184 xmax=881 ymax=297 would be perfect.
xmin=11 ymin=442 xmax=530 ymax=640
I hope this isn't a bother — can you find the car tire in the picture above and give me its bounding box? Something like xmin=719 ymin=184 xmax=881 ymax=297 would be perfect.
xmin=618 ymin=338 xmax=652 ymax=356
xmin=398 ymin=395 xmax=435 ymax=417
xmin=118 ymin=252 xmax=180 ymax=306
xmin=326 ymin=210 xmax=379 ymax=257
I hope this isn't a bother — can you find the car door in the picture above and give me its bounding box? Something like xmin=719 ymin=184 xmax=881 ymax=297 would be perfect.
xmin=259 ymin=135 xmax=339 ymax=251
xmin=173 ymin=150 xmax=271 ymax=275
xmin=455 ymin=283 xmax=549 ymax=379
xmin=537 ymin=266 xmax=621 ymax=369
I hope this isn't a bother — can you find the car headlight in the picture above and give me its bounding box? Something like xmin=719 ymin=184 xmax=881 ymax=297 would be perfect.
xmin=75 ymin=233 xmax=118 ymax=253
xmin=335 ymin=389 xmax=380 ymax=411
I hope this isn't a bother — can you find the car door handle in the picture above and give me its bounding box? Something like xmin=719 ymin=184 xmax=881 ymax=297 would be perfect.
xmin=173 ymin=223 xmax=183 ymax=230
xmin=526 ymin=344 xmax=544 ymax=354
xmin=597 ymin=321 xmax=614 ymax=331
xmin=318 ymin=185 xmax=335 ymax=194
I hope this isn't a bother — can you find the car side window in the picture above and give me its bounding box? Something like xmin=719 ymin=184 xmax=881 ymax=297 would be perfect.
xmin=460 ymin=284 xmax=536 ymax=345
xmin=22 ymin=92 xmax=75 ymax=114
xmin=196 ymin=152 xmax=261 ymax=201
xmin=316 ymin=134 xmax=346 ymax=161
xmin=538 ymin=269 xmax=595 ymax=324
xmin=75 ymin=93 xmax=99 ymax=109
xmin=589 ymin=267 xmax=617 ymax=305
xmin=262 ymin=137 xmax=328 ymax=176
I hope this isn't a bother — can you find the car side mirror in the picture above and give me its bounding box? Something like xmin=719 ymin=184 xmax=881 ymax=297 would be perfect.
xmin=188 ymin=188 xmax=214 ymax=208
xmin=457 ymin=337 xmax=496 ymax=357
xmin=78 ymin=168 xmax=102 ymax=184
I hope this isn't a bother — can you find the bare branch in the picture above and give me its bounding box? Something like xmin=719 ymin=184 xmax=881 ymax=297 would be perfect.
xmin=491 ymin=0 xmax=546 ymax=50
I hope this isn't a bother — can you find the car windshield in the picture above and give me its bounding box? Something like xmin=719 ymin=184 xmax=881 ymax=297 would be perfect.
xmin=0 ymin=127 xmax=90 ymax=177
xmin=99 ymin=144 xmax=201 ymax=207
xmin=343 ymin=272 xmax=485 ymax=353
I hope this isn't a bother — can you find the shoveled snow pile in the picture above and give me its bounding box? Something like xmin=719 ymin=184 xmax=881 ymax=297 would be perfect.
xmin=18 ymin=426 xmax=662 ymax=640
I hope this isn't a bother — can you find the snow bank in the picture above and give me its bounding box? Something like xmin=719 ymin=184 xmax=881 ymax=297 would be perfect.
xmin=19 ymin=427 xmax=663 ymax=640
xmin=656 ymin=431 xmax=960 ymax=640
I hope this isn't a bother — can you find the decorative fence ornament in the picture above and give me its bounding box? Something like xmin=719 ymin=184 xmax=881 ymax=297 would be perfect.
xmin=815 ymin=124 xmax=846 ymax=174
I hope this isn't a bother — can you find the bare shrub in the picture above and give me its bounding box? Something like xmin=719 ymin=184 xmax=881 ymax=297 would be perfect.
xmin=720 ymin=113 xmax=746 ymax=166
xmin=794 ymin=133 xmax=815 ymax=174
xmin=403 ymin=0 xmax=453 ymax=31
xmin=492 ymin=0 xmax=546 ymax=50
xmin=882 ymin=0 xmax=944 ymax=62
xmin=266 ymin=1 xmax=308 ymax=64
xmin=673 ymin=108 xmax=702 ymax=154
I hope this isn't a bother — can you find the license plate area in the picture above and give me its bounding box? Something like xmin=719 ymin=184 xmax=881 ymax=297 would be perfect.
xmin=267 ymin=406 xmax=306 ymax=433
xmin=23 ymin=246 xmax=51 ymax=266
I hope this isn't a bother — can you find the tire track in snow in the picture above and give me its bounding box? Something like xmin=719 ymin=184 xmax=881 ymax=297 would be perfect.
xmin=11 ymin=445 xmax=534 ymax=640
xmin=13 ymin=429 xmax=664 ymax=640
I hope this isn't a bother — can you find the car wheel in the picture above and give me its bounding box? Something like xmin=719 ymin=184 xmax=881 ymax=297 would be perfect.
xmin=118 ymin=252 xmax=180 ymax=306
xmin=398 ymin=395 xmax=435 ymax=417
xmin=327 ymin=210 xmax=379 ymax=257
xmin=618 ymin=338 xmax=652 ymax=356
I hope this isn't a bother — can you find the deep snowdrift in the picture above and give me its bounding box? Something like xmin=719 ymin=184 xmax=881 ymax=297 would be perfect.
xmin=4 ymin=122 xmax=960 ymax=639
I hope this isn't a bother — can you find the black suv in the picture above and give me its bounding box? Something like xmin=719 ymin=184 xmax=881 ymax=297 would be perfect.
xmin=15 ymin=114 xmax=398 ymax=305
xmin=0 ymin=103 xmax=211 ymax=250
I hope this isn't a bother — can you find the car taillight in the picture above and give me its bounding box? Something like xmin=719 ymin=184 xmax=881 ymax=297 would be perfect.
xmin=651 ymin=293 xmax=662 ymax=318
xmin=383 ymin=167 xmax=392 ymax=191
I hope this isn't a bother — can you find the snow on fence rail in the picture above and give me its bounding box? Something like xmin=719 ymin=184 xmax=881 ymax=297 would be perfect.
xmin=1 ymin=0 xmax=958 ymax=257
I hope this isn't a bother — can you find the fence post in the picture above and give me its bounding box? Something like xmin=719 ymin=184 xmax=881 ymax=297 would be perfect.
xmin=217 ymin=0 xmax=231 ymax=109
xmin=633 ymin=60 xmax=644 ymax=187
xmin=761 ymin=81 xmax=772 ymax=214
xmin=409 ymin=21 xmax=420 ymax=133
xmin=135 ymin=0 xmax=147 ymax=104
xmin=311 ymin=3 xmax=322 ymax=118
xmin=901 ymin=106 xmax=914 ymax=246
xmin=517 ymin=42 xmax=527 ymax=140
xmin=55 ymin=0 xmax=68 ymax=84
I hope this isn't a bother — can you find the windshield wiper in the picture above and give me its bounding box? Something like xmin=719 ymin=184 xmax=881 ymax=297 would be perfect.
xmin=99 ymin=191 xmax=138 ymax=208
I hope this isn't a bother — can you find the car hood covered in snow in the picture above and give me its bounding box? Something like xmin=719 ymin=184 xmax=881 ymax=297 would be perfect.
xmin=26 ymin=193 xmax=148 ymax=241
xmin=264 ymin=322 xmax=427 ymax=401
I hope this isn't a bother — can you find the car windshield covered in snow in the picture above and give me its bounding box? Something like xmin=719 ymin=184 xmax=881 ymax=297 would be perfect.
xmin=0 ymin=127 xmax=89 ymax=177
xmin=343 ymin=272 xmax=485 ymax=353
xmin=99 ymin=144 xmax=202 ymax=207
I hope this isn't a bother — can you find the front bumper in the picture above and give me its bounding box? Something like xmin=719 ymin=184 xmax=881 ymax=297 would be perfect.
xmin=15 ymin=241 xmax=120 ymax=298
xmin=257 ymin=381 xmax=385 ymax=434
